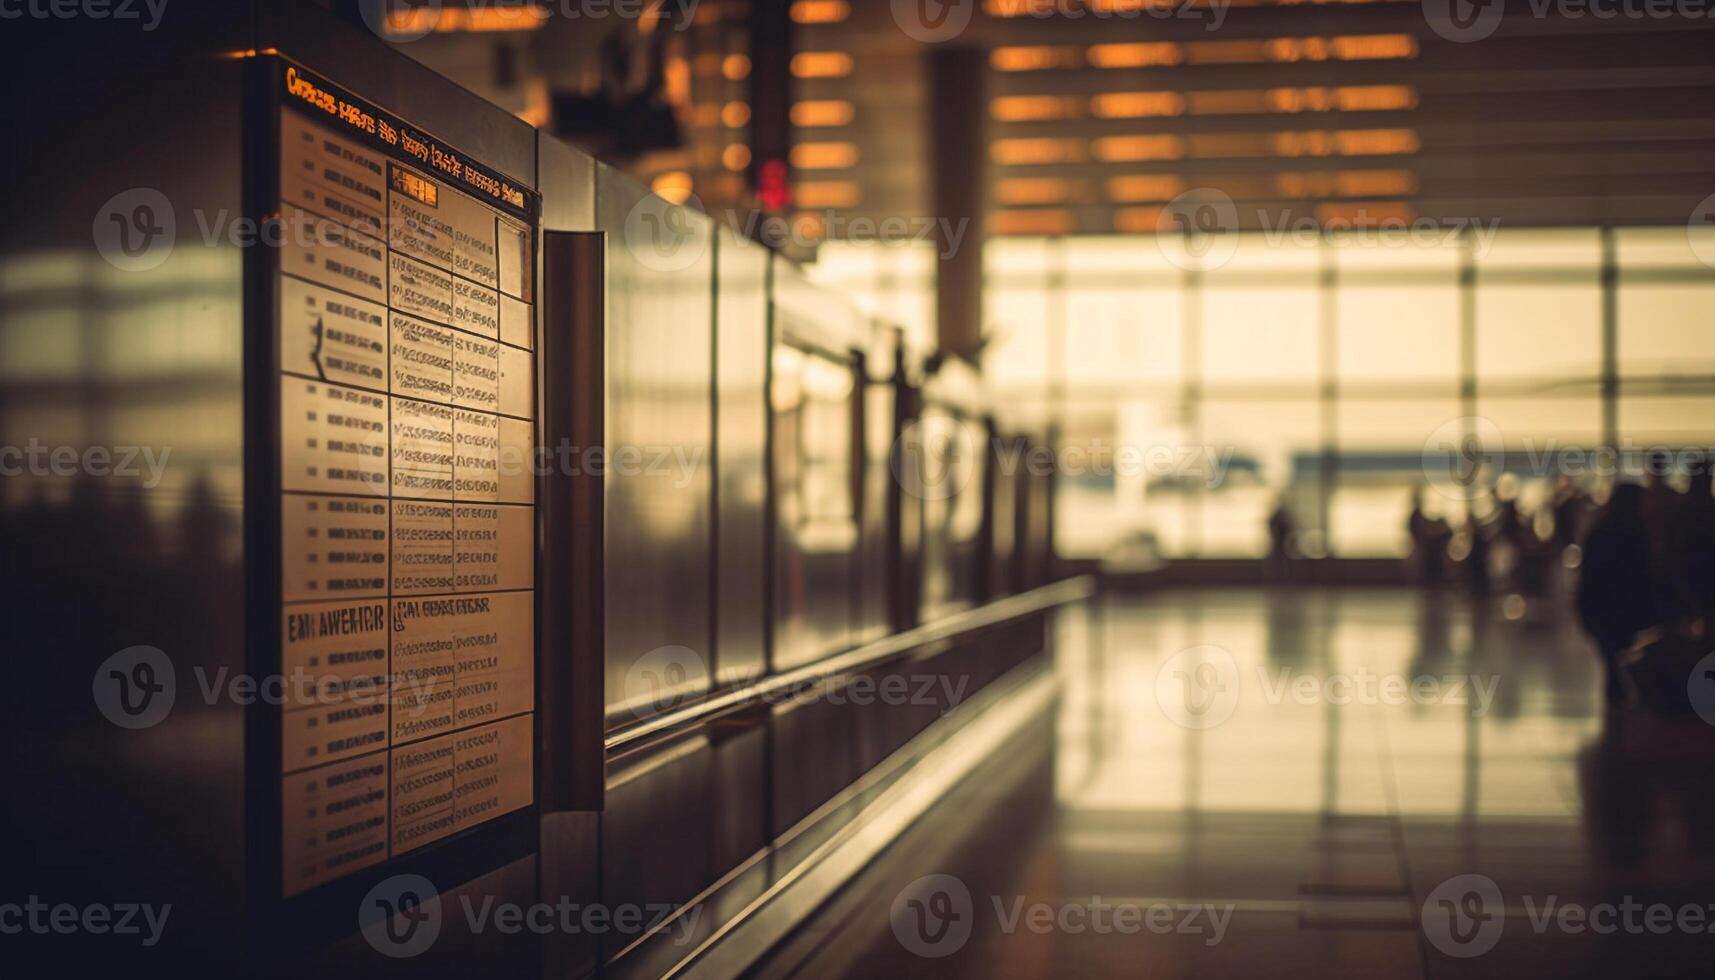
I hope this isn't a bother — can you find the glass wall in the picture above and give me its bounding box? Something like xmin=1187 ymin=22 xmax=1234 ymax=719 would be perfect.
xmin=982 ymin=227 xmax=1715 ymax=560
xmin=804 ymin=226 xmax=1714 ymax=561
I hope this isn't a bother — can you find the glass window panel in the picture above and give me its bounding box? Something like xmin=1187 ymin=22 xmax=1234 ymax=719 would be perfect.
xmin=986 ymin=284 xmax=1052 ymax=387
xmin=1066 ymin=287 xmax=1183 ymax=385
xmin=1476 ymin=396 xmax=1603 ymax=452
xmin=1618 ymin=283 xmax=1715 ymax=379
xmin=986 ymin=236 xmax=1053 ymax=278
xmin=1218 ymin=232 xmax=1323 ymax=273
xmin=1198 ymin=399 xmax=1321 ymax=557
xmin=1333 ymin=235 xmax=1464 ymax=272
xmin=1336 ymin=284 xmax=1460 ymax=384
xmin=1332 ymin=398 xmax=1466 ymax=557
xmin=1475 ymin=285 xmax=1601 ymax=382
xmin=1476 ymin=228 xmax=1602 ymax=271
xmin=1616 ymin=226 xmax=1715 ymax=269
xmin=1200 ymin=285 xmax=1320 ymax=385
xmin=1064 ymin=235 xmax=1183 ymax=281
xmin=1619 ymin=396 xmax=1715 ymax=448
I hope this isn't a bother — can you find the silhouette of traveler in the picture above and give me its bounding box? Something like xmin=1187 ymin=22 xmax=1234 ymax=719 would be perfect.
xmin=1576 ymin=483 xmax=1656 ymax=705
xmin=1406 ymin=485 xmax=1452 ymax=587
xmin=1663 ymin=461 xmax=1715 ymax=626
xmin=1266 ymin=495 xmax=1296 ymax=583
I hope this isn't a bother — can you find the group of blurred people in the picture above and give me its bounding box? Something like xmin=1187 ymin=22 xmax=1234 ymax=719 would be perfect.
xmin=1406 ymin=453 xmax=1715 ymax=707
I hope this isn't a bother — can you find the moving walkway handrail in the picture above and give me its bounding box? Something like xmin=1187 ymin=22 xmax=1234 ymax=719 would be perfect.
xmin=603 ymin=574 xmax=1096 ymax=753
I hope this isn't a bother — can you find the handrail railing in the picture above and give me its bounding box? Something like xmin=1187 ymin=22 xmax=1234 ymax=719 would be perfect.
xmin=603 ymin=574 xmax=1095 ymax=753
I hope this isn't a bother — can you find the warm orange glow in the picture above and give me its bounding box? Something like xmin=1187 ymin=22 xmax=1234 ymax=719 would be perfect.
xmin=1107 ymin=175 xmax=1187 ymax=203
xmin=991 ymin=138 xmax=1086 ymax=164
xmin=791 ymin=141 xmax=860 ymax=169
xmin=1114 ymin=206 xmax=1166 ymax=234
xmin=722 ymin=144 xmax=752 ymax=171
xmin=791 ymin=52 xmax=854 ymax=78
xmin=791 ymin=0 xmax=850 ymax=23
xmin=991 ymin=46 xmax=1082 ymax=71
xmin=1268 ymin=85 xmax=1419 ymax=113
xmin=690 ymin=103 xmax=722 ymax=127
xmin=651 ymin=172 xmax=694 ymax=205
xmin=996 ymin=178 xmax=1075 ymax=205
xmin=723 ymin=54 xmax=752 ymax=81
xmin=1269 ymin=34 xmax=1418 ymax=61
xmin=1332 ymin=33 xmax=1419 ymax=59
xmin=990 ymin=209 xmax=1074 ymax=235
xmin=991 ymin=95 xmax=1083 ymax=121
xmin=1092 ymin=135 xmax=1185 ymax=162
xmin=384 ymin=6 xmax=548 ymax=34
xmin=791 ymin=100 xmax=856 ymax=127
xmin=1314 ymin=201 xmax=1420 ymax=224
xmin=794 ymin=181 xmax=862 ymax=208
xmin=1188 ymin=90 xmax=1272 ymax=115
xmin=665 ymin=57 xmax=691 ymax=108
xmin=1091 ymin=91 xmax=1186 ymax=118
xmin=1088 ymin=42 xmax=1183 ymax=68
xmin=1275 ymin=169 xmax=1418 ymax=197
xmin=1187 ymin=40 xmax=1272 ymax=64
xmin=1333 ymin=128 xmax=1421 ymax=155
xmin=722 ymin=101 xmax=752 ymax=128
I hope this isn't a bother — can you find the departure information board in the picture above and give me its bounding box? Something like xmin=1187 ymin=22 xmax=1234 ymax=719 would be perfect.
xmin=271 ymin=63 xmax=539 ymax=897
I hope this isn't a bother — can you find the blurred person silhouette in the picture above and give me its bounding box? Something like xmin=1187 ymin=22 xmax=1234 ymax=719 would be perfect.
xmin=1663 ymin=460 xmax=1715 ymax=627
xmin=1406 ymin=485 xmax=1452 ymax=587
xmin=1266 ymin=494 xmax=1296 ymax=584
xmin=1576 ymin=483 xmax=1656 ymax=706
xmin=1461 ymin=507 xmax=1492 ymax=598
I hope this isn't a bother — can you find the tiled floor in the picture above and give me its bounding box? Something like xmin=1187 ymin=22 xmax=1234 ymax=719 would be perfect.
xmin=748 ymin=588 xmax=1715 ymax=978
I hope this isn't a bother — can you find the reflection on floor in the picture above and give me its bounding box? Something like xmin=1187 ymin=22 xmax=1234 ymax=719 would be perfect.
xmin=747 ymin=588 xmax=1715 ymax=979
